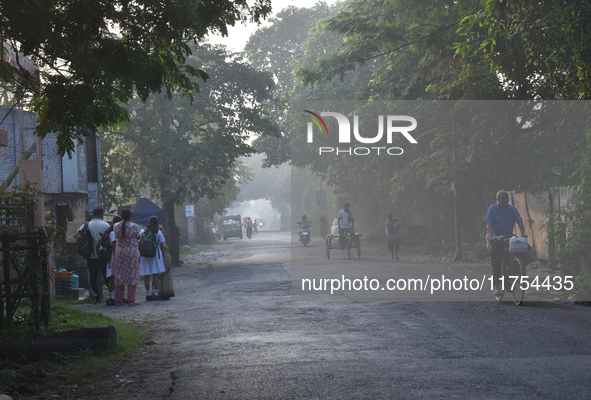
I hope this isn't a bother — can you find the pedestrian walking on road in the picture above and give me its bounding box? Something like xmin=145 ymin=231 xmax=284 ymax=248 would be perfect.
xmin=385 ymin=212 xmax=401 ymax=260
xmin=113 ymin=209 xmax=141 ymax=306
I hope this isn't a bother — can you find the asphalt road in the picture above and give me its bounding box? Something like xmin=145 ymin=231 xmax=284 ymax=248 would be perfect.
xmin=76 ymin=230 xmax=591 ymax=400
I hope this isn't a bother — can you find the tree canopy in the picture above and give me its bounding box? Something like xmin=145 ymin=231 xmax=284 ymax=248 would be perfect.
xmin=100 ymin=43 xmax=279 ymax=263
xmin=0 ymin=0 xmax=272 ymax=155
xmin=455 ymin=0 xmax=591 ymax=100
xmin=279 ymin=0 xmax=591 ymax=256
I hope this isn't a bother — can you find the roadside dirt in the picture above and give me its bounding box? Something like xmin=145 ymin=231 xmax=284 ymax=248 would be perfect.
xmin=6 ymin=249 xmax=565 ymax=399
xmin=11 ymin=309 xmax=179 ymax=400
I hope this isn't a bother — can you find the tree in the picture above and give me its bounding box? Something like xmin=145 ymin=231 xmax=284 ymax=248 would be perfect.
xmin=103 ymin=43 xmax=279 ymax=265
xmin=0 ymin=0 xmax=272 ymax=155
xmin=99 ymin=131 xmax=142 ymax=212
xmin=245 ymin=3 xmax=340 ymax=167
xmin=288 ymin=0 xmax=591 ymax=253
xmin=296 ymin=0 xmax=495 ymax=100
xmin=548 ymin=128 xmax=591 ymax=300
xmin=455 ymin=0 xmax=591 ymax=100
xmin=245 ymin=3 xmax=335 ymax=92
xmin=234 ymin=153 xmax=287 ymax=201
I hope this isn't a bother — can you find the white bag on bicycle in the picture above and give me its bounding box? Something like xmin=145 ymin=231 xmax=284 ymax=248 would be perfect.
xmin=508 ymin=237 xmax=528 ymax=253
xmin=331 ymin=218 xmax=340 ymax=236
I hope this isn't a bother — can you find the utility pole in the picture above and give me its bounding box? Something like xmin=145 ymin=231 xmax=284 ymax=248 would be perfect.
xmin=452 ymin=106 xmax=462 ymax=261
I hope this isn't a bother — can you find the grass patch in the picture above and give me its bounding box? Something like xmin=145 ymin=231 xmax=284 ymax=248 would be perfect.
xmin=0 ymin=300 xmax=147 ymax=396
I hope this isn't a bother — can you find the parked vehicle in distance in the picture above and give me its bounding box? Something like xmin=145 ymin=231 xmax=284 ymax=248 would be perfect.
xmin=221 ymin=215 xmax=243 ymax=240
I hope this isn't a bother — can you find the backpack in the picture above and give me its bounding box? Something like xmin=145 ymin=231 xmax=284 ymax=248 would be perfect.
xmin=139 ymin=229 xmax=159 ymax=258
xmin=95 ymin=230 xmax=112 ymax=261
xmin=75 ymin=222 xmax=94 ymax=260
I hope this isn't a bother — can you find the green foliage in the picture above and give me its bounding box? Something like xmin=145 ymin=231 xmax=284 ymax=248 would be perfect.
xmin=548 ymin=133 xmax=591 ymax=300
xmin=245 ymin=3 xmax=336 ymax=92
xmin=247 ymin=2 xmax=360 ymax=168
xmin=0 ymin=0 xmax=272 ymax=156
xmin=100 ymin=43 xmax=279 ymax=209
xmin=296 ymin=0 xmax=492 ymax=100
xmin=99 ymin=43 xmax=278 ymax=261
xmin=455 ymin=0 xmax=591 ymax=100
xmin=276 ymin=0 xmax=591 ymax=252
xmin=98 ymin=131 xmax=142 ymax=212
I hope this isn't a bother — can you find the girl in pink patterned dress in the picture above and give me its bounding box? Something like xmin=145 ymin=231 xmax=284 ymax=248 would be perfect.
xmin=113 ymin=209 xmax=141 ymax=306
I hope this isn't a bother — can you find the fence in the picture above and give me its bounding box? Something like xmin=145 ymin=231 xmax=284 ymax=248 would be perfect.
xmin=1 ymin=186 xmax=51 ymax=335
xmin=511 ymin=187 xmax=573 ymax=261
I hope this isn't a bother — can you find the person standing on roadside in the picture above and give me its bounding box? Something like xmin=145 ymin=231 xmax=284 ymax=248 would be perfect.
xmin=139 ymin=216 xmax=167 ymax=301
xmin=113 ymin=209 xmax=141 ymax=306
xmin=158 ymin=224 xmax=175 ymax=300
xmin=105 ymin=215 xmax=122 ymax=305
xmin=337 ymin=203 xmax=355 ymax=250
xmin=385 ymin=212 xmax=402 ymax=260
xmin=77 ymin=207 xmax=110 ymax=304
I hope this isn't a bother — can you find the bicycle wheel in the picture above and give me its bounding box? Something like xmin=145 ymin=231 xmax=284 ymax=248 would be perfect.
xmin=326 ymin=237 xmax=331 ymax=260
xmin=355 ymin=236 xmax=361 ymax=258
xmin=510 ymin=257 xmax=525 ymax=306
xmin=495 ymin=268 xmax=505 ymax=302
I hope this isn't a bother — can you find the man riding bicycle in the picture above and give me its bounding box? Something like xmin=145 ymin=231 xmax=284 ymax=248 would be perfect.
xmin=484 ymin=190 xmax=527 ymax=297
xmin=338 ymin=203 xmax=355 ymax=251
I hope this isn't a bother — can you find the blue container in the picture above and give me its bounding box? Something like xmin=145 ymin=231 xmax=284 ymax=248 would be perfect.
xmin=71 ymin=273 xmax=79 ymax=289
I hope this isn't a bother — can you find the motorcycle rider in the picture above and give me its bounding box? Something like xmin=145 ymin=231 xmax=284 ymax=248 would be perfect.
xmin=297 ymin=215 xmax=312 ymax=243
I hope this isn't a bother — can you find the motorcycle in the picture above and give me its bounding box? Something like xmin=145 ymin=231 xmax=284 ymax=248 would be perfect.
xmin=298 ymin=224 xmax=312 ymax=246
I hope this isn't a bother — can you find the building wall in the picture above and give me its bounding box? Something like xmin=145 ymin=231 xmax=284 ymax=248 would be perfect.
xmin=0 ymin=106 xmax=62 ymax=192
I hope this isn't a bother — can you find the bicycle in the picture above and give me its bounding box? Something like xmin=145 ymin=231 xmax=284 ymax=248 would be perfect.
xmin=490 ymin=235 xmax=527 ymax=306
xmin=325 ymin=230 xmax=361 ymax=259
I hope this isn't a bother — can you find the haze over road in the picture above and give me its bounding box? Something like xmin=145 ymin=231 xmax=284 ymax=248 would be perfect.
xmin=83 ymin=230 xmax=591 ymax=399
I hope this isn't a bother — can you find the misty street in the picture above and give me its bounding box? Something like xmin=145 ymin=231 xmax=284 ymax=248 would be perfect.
xmin=2 ymin=1 xmax=591 ymax=400
xmin=81 ymin=230 xmax=591 ymax=400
